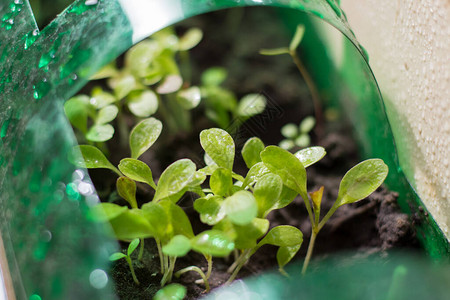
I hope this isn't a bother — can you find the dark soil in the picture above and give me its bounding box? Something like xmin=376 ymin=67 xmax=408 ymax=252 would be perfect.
xmin=88 ymin=7 xmax=420 ymax=300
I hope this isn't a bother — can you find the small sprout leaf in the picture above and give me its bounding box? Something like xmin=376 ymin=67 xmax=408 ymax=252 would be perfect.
xmin=299 ymin=116 xmax=315 ymax=133
xmin=118 ymin=158 xmax=156 ymax=189
xmin=294 ymin=146 xmax=326 ymax=168
xmin=294 ymin=134 xmax=310 ymax=148
xmin=190 ymin=230 xmax=235 ymax=257
xmin=187 ymin=171 xmax=207 ymax=187
xmin=200 ymin=128 xmax=235 ymax=170
xmin=336 ymin=159 xmax=388 ymax=207
xmin=125 ymin=40 xmax=158 ymax=77
xmin=96 ymin=105 xmax=119 ymax=125
xmin=223 ymin=190 xmax=257 ymax=226
xmin=289 ymin=24 xmax=305 ymax=52
xmin=90 ymin=63 xmax=118 ymax=80
xmin=127 ymin=90 xmax=158 ymax=117
xmin=108 ymin=73 xmax=139 ymax=99
xmin=70 ymin=145 xmax=117 ymax=172
xmin=158 ymin=200 xmax=194 ymax=240
xmin=109 ymin=209 xmax=153 ymax=240
xmin=259 ymin=47 xmax=290 ymax=56
xmin=277 ymin=244 xmax=301 ymax=270
xmin=128 ymin=238 xmax=140 ymax=256
xmin=154 ymin=159 xmax=196 ymax=202
xmin=129 ymin=117 xmax=162 ymax=159
xmin=254 ymin=173 xmax=283 ymax=217
xmin=260 ymin=146 xmax=307 ymax=199
xmin=310 ymin=186 xmax=324 ymax=212
xmin=237 ymin=94 xmax=267 ymax=117
xmin=141 ymin=202 xmax=168 ymax=240
xmin=154 ymin=283 xmax=187 ymax=300
xmin=89 ymin=203 xmax=127 ymax=222
xmin=86 ymin=124 xmax=114 ymax=142
xmin=201 ymin=67 xmax=227 ymax=86
xmin=176 ymin=86 xmax=202 ymax=110
xmin=281 ymin=123 xmax=298 ymax=139
xmin=233 ymin=218 xmax=269 ymax=249
xmin=259 ymin=225 xmax=303 ymax=248
xmin=157 ymin=74 xmax=183 ymax=94
xmin=242 ymin=137 xmax=265 ymax=169
xmin=90 ymin=87 xmax=117 ymax=108
xmin=210 ymin=168 xmax=233 ymax=196
xmin=162 ymin=235 xmax=192 ymax=257
xmin=64 ymin=95 xmax=90 ymax=132
xmin=242 ymin=162 xmax=271 ymax=188
xmin=178 ymin=28 xmax=203 ymax=51
xmin=109 ymin=252 xmax=127 ymax=261
xmin=194 ymin=195 xmax=225 ymax=225
xmin=274 ymin=186 xmax=298 ymax=210
xmin=279 ymin=139 xmax=295 ymax=150
xmin=117 ymin=177 xmax=138 ymax=209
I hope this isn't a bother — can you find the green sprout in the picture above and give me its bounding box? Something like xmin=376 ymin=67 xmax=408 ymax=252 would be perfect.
xmin=153 ymin=283 xmax=187 ymax=300
xmin=109 ymin=238 xmax=141 ymax=285
xmin=279 ymin=116 xmax=316 ymax=150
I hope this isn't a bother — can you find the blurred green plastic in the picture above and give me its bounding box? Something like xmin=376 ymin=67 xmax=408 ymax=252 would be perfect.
xmin=0 ymin=0 xmax=448 ymax=299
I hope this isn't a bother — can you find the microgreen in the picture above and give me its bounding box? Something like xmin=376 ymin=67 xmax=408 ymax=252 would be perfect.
xmin=109 ymin=238 xmax=141 ymax=285
xmin=279 ymin=116 xmax=316 ymax=150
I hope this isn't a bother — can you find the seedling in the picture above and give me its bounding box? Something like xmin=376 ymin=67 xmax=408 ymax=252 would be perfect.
xmin=279 ymin=116 xmax=316 ymax=150
xmin=109 ymin=238 xmax=141 ymax=285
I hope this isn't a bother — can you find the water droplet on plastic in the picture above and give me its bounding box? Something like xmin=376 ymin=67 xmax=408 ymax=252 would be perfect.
xmin=33 ymin=80 xmax=51 ymax=100
xmin=24 ymin=29 xmax=39 ymax=49
xmin=1 ymin=118 xmax=11 ymax=138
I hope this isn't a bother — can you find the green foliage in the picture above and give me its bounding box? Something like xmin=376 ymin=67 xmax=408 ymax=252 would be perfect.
xmin=109 ymin=238 xmax=141 ymax=285
xmin=279 ymin=116 xmax=316 ymax=150
xmin=154 ymin=283 xmax=187 ymax=300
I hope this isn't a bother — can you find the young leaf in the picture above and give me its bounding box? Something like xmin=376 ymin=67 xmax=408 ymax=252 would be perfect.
xmin=259 ymin=47 xmax=290 ymax=56
xmin=294 ymin=146 xmax=326 ymax=168
xmin=237 ymin=94 xmax=267 ymax=117
xmin=178 ymin=27 xmax=203 ymax=51
xmin=254 ymin=173 xmax=283 ymax=218
xmin=64 ymin=95 xmax=90 ymax=132
xmin=299 ymin=116 xmax=315 ymax=133
xmin=281 ymin=123 xmax=298 ymax=139
xmin=89 ymin=203 xmax=127 ymax=222
xmin=70 ymin=145 xmax=118 ymax=173
xmin=125 ymin=40 xmax=159 ymax=77
xmin=141 ymin=202 xmax=169 ymax=241
xmin=242 ymin=162 xmax=271 ymax=188
xmin=96 ymin=105 xmax=119 ymax=125
xmin=86 ymin=124 xmax=114 ymax=142
xmin=129 ymin=117 xmax=162 ymax=159
xmin=223 ymin=190 xmax=257 ymax=226
xmin=154 ymin=284 xmax=186 ymax=300
xmin=260 ymin=146 xmax=308 ymax=200
xmin=90 ymin=63 xmax=118 ymax=80
xmin=190 ymin=230 xmax=235 ymax=257
xmin=289 ymin=24 xmax=305 ymax=52
xmin=109 ymin=252 xmax=127 ymax=261
xmin=90 ymin=87 xmax=117 ymax=108
xmin=159 ymin=200 xmax=194 ymax=240
xmin=176 ymin=86 xmax=201 ymax=110
xmin=210 ymin=168 xmax=233 ymax=197
xmin=294 ymin=134 xmax=310 ymax=148
xmin=200 ymin=128 xmax=235 ymax=170
xmin=277 ymin=244 xmax=301 ymax=271
xmin=127 ymin=90 xmax=158 ymax=118
xmin=258 ymin=225 xmax=303 ymax=248
xmin=162 ymin=235 xmax=192 ymax=257
xmin=153 ymin=159 xmax=196 ymax=202
xmin=233 ymin=218 xmax=269 ymax=249
xmin=310 ymin=186 xmax=324 ymax=212
xmin=194 ymin=195 xmax=225 ymax=225
xmin=201 ymin=67 xmax=227 ymax=86
xmin=108 ymin=72 xmax=140 ymax=99
xmin=109 ymin=209 xmax=153 ymax=240
xmin=118 ymin=158 xmax=156 ymax=189
xmin=242 ymin=137 xmax=265 ymax=169
xmin=336 ymin=159 xmax=388 ymax=207
xmin=117 ymin=177 xmax=138 ymax=209
xmin=157 ymin=74 xmax=183 ymax=94
xmin=187 ymin=171 xmax=207 ymax=187
xmin=127 ymin=238 xmax=140 ymax=256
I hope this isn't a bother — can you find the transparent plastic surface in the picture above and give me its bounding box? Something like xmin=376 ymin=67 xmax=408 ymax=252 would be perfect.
xmin=0 ymin=0 xmax=447 ymax=299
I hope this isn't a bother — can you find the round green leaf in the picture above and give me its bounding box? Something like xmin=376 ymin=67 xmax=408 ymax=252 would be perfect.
xmin=277 ymin=244 xmax=301 ymax=270
xmin=96 ymin=105 xmax=118 ymax=125
xmin=194 ymin=195 xmax=225 ymax=225
xmin=176 ymin=86 xmax=201 ymax=110
xmin=159 ymin=200 xmax=194 ymax=240
xmin=109 ymin=209 xmax=153 ymax=240
xmin=281 ymin=123 xmax=298 ymax=139
xmin=190 ymin=230 xmax=235 ymax=257
xmin=178 ymin=28 xmax=203 ymax=51
xmin=109 ymin=252 xmax=126 ymax=261
xmin=129 ymin=117 xmax=162 ymax=159
xmin=70 ymin=145 xmax=117 ymax=172
xmin=233 ymin=218 xmax=269 ymax=250
xmin=86 ymin=124 xmax=114 ymax=142
xmin=260 ymin=146 xmax=308 ymax=200
xmin=125 ymin=40 xmax=159 ymax=77
xmin=201 ymin=67 xmax=227 ymax=86
xmin=336 ymin=159 xmax=389 ymax=207
xmin=64 ymin=95 xmax=90 ymax=132
xmin=118 ymin=158 xmax=156 ymax=189
xmin=242 ymin=137 xmax=265 ymax=169
xmin=279 ymin=139 xmax=295 ymax=150
xmin=108 ymin=72 xmax=140 ymax=99
xmin=210 ymin=168 xmax=233 ymax=197
xmin=162 ymin=235 xmax=192 ymax=257
xmin=141 ymin=202 xmax=169 ymax=241
xmin=90 ymin=87 xmax=117 ymax=108
xmin=242 ymin=162 xmax=271 ymax=188
xmin=89 ymin=203 xmax=127 ymax=222
xmin=127 ymin=90 xmax=158 ymax=118
xmin=157 ymin=74 xmax=183 ymax=94
xmin=223 ymin=190 xmax=257 ymax=226
xmin=259 ymin=225 xmax=303 ymax=247
xmin=200 ymin=128 xmax=235 ymax=170
xmin=294 ymin=134 xmax=310 ymax=148
xmin=117 ymin=177 xmax=138 ymax=209
xmin=294 ymin=146 xmax=326 ymax=168
xmin=254 ymin=173 xmax=284 ymax=218
xmin=127 ymin=238 xmax=140 ymax=256
xmin=154 ymin=159 xmax=196 ymax=202
xmin=299 ymin=116 xmax=316 ymax=133
xmin=154 ymin=283 xmax=186 ymax=300
xmin=237 ymin=94 xmax=267 ymax=117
